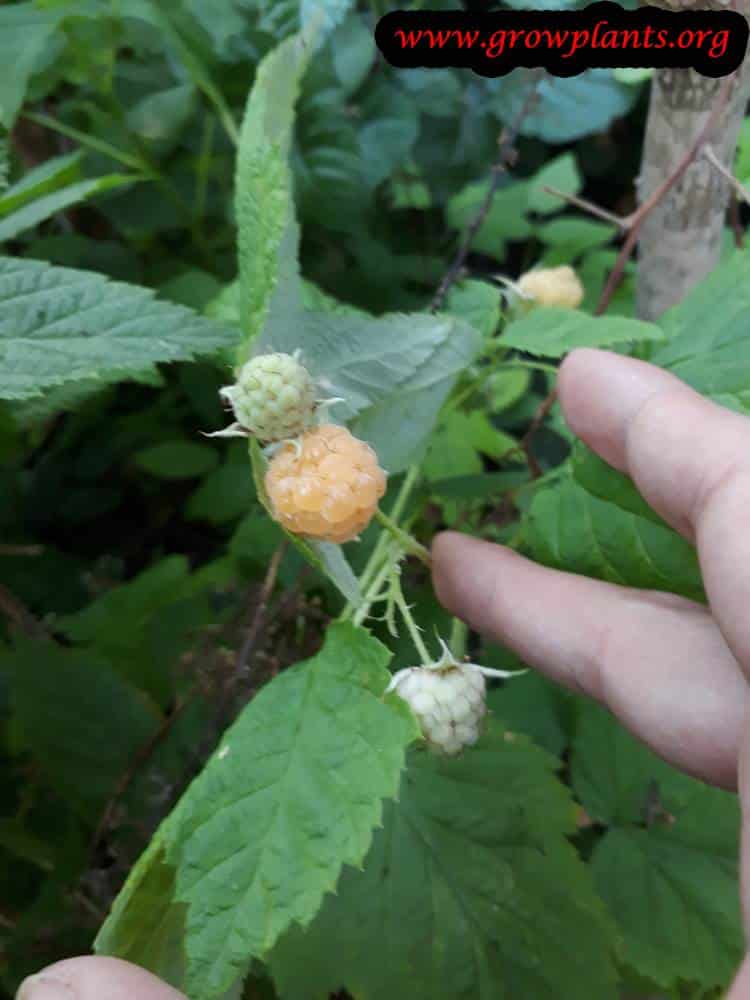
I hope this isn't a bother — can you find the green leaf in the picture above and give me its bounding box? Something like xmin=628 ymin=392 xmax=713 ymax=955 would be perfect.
xmin=492 ymin=70 xmax=636 ymax=144
xmin=574 ymin=703 xmax=742 ymax=991
xmin=0 ymin=4 xmax=60 ymax=128
xmin=592 ymin=819 xmax=742 ymax=992
xmin=133 ymin=441 xmax=219 ymax=479
xmin=126 ymin=83 xmax=196 ymax=146
xmin=259 ymin=308 xmax=482 ymax=475
xmin=56 ymin=556 xmax=207 ymax=704
xmin=424 ymin=410 xmax=519 ymax=481
xmin=443 ymin=280 xmax=503 ymax=340
xmin=269 ymin=723 xmax=619 ymax=1000
xmin=234 ymin=34 xmax=308 ymax=361
xmin=523 ymin=470 xmax=705 ymax=602
xmin=571 ymin=701 xmax=701 ymax=828
xmin=95 ymin=839 xmax=187 ymax=989
xmin=446 ymin=179 xmax=532 ymax=258
xmin=537 ymin=218 xmax=616 ymax=257
xmin=0 ymin=173 xmax=140 ymax=242
xmin=0 ymin=256 xmax=239 ymax=401
xmin=157 ymin=622 xmax=418 ymax=998
xmin=502 ymin=308 xmax=663 ymax=359
xmin=485 ymin=366 xmax=531 ymax=413
xmin=1 ymin=639 xmax=161 ymax=819
xmin=0 ymin=151 xmax=82 ymax=216
xmin=651 ymin=248 xmax=750 ymax=408
xmin=527 ymin=153 xmax=581 ymax=215
xmin=488 ymin=672 xmax=569 ymax=757
xmin=571 ymin=441 xmax=666 ymax=528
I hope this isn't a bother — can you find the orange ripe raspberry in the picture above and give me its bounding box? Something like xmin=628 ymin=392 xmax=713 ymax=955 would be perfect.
xmin=265 ymin=424 xmax=387 ymax=544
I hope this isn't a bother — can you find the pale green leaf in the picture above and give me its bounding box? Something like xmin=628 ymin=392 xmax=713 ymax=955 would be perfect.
xmin=269 ymin=723 xmax=619 ymax=1000
xmin=160 ymin=622 xmax=418 ymax=997
xmin=502 ymin=308 xmax=663 ymax=359
xmin=234 ymin=34 xmax=308 ymax=361
xmin=0 ymin=173 xmax=139 ymax=242
xmin=571 ymin=441 xmax=666 ymax=529
xmin=0 ymin=256 xmax=239 ymax=400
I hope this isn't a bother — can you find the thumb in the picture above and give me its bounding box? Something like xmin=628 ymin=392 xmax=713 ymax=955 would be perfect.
xmin=17 ymin=957 xmax=186 ymax=1000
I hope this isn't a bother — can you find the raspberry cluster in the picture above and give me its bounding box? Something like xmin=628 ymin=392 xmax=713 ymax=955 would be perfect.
xmin=265 ymin=424 xmax=387 ymax=544
xmin=219 ymin=351 xmax=317 ymax=442
xmin=517 ymin=265 xmax=584 ymax=309
xmin=389 ymin=663 xmax=487 ymax=755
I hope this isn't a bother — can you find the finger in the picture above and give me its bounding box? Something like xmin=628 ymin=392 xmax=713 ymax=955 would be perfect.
xmin=432 ymin=532 xmax=748 ymax=789
xmin=726 ymin=951 xmax=750 ymax=999
xmin=16 ymin=957 xmax=186 ymax=1000
xmin=558 ymin=347 xmax=750 ymax=672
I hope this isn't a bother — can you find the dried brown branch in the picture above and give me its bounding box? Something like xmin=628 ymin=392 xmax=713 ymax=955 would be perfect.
xmin=538 ymin=73 xmax=737 ymax=317
xmin=541 ymin=186 xmax=625 ymax=229
xmin=430 ymin=69 xmax=544 ymax=312
xmin=595 ymin=72 xmax=736 ymax=316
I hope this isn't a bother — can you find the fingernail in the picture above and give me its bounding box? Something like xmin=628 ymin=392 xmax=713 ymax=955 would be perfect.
xmin=16 ymin=973 xmax=75 ymax=1000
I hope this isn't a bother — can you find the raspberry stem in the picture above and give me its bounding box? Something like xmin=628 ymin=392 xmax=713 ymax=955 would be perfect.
xmin=374 ymin=509 xmax=431 ymax=568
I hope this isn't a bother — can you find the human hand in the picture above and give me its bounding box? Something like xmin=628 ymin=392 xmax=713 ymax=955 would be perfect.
xmin=431 ymin=348 xmax=750 ymax=993
xmin=16 ymin=957 xmax=187 ymax=1000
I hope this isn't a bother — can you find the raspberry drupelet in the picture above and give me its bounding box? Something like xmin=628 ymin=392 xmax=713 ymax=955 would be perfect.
xmin=265 ymin=424 xmax=387 ymax=544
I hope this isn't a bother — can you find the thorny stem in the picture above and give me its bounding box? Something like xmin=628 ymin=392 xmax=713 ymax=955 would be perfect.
xmin=394 ymin=581 xmax=432 ymax=666
xmin=374 ymin=509 xmax=431 ymax=568
xmin=352 ymin=552 xmax=399 ymax=628
xmin=342 ymin=466 xmax=422 ymax=623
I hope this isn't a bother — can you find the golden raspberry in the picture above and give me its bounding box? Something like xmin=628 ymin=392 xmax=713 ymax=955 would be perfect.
xmin=517 ymin=265 xmax=584 ymax=308
xmin=265 ymin=424 xmax=387 ymax=544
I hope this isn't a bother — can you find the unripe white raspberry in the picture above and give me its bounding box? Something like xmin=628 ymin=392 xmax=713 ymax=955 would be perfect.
xmin=265 ymin=424 xmax=387 ymax=544
xmin=218 ymin=351 xmax=317 ymax=442
xmin=517 ymin=265 xmax=584 ymax=309
xmin=386 ymin=640 xmax=522 ymax=755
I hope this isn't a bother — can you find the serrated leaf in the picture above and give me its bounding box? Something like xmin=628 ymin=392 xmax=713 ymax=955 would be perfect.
xmin=651 ymin=248 xmax=750 ymax=406
xmin=523 ymin=470 xmax=705 ymax=602
xmin=234 ymin=34 xmax=308 ymax=361
xmin=269 ymin=723 xmax=619 ymax=1000
xmin=592 ymin=820 xmax=742 ymax=991
xmin=502 ymin=308 xmax=663 ymax=359
xmin=0 ymin=256 xmax=239 ymax=400
xmin=159 ymin=622 xmax=419 ymax=998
